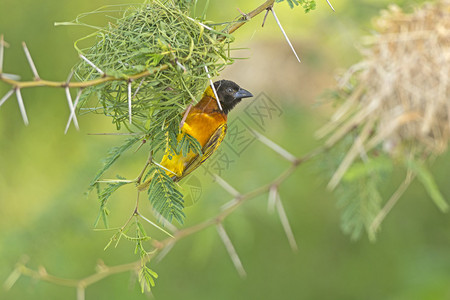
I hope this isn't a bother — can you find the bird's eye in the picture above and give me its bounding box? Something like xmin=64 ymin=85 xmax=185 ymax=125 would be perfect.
xmin=226 ymin=87 xmax=234 ymax=93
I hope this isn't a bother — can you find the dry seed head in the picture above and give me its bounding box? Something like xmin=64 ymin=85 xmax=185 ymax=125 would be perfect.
xmin=320 ymin=0 xmax=450 ymax=189
xmin=327 ymin=1 xmax=450 ymax=157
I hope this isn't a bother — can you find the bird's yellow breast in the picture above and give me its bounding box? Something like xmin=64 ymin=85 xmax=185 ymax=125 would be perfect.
xmin=159 ymin=111 xmax=226 ymax=178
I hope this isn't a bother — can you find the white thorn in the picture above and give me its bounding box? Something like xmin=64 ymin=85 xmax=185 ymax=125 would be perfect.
xmin=154 ymin=241 xmax=175 ymax=264
xmin=213 ymin=174 xmax=240 ymax=197
xmin=186 ymin=16 xmax=214 ymax=31
xmin=220 ymin=198 xmax=240 ymax=211
xmin=268 ymin=185 xmax=278 ymax=213
xmin=15 ymin=89 xmax=29 ymax=125
xmin=65 ymin=89 xmax=82 ymax=134
xmin=65 ymin=87 xmax=79 ymax=132
xmin=276 ymin=196 xmax=298 ymax=252
xmin=79 ymin=54 xmax=104 ymax=76
xmin=66 ymin=69 xmax=74 ymax=83
xmin=253 ymin=130 xmax=297 ymax=163
xmin=0 ymin=35 xmax=4 ymax=74
xmin=325 ymin=0 xmax=335 ymax=12
xmin=22 ymin=42 xmax=40 ymax=80
xmin=132 ymin=78 xmax=145 ymax=99
xmin=128 ymin=80 xmax=132 ymax=124
xmin=138 ymin=213 xmax=174 ymax=238
xmin=216 ymin=223 xmax=246 ymax=278
xmin=0 ymin=89 xmax=14 ymax=107
xmin=270 ymin=7 xmax=301 ymax=63
xmin=152 ymin=210 xmax=178 ymax=234
xmin=204 ymin=65 xmax=223 ymax=111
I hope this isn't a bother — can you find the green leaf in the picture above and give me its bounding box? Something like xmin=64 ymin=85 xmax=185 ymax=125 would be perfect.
xmin=275 ymin=0 xmax=316 ymax=12
xmin=407 ymin=159 xmax=449 ymax=212
xmin=139 ymin=266 xmax=158 ymax=293
xmin=90 ymin=136 xmax=141 ymax=187
xmin=343 ymin=155 xmax=393 ymax=182
xmin=147 ymin=165 xmax=186 ymax=224
xmin=94 ymin=176 xmax=130 ymax=228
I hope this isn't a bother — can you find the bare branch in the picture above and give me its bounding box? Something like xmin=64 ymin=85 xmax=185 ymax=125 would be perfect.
xmin=22 ymin=42 xmax=40 ymax=80
xmin=216 ymin=223 xmax=246 ymax=278
xmin=226 ymin=0 xmax=275 ymax=35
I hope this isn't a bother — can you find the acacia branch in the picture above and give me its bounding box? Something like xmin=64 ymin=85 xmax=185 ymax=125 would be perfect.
xmin=6 ymin=146 xmax=323 ymax=297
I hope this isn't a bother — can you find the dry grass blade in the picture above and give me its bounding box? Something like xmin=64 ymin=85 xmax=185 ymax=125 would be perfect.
xmin=322 ymin=1 xmax=450 ymax=188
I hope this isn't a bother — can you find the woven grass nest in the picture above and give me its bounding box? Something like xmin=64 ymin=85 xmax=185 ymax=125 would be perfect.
xmin=73 ymin=0 xmax=233 ymax=131
xmin=319 ymin=0 xmax=450 ymax=188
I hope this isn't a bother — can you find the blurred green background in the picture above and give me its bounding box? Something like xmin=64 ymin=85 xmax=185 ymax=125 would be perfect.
xmin=1 ymin=0 xmax=450 ymax=299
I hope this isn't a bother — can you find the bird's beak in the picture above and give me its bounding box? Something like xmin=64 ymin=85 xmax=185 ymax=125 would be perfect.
xmin=234 ymin=88 xmax=253 ymax=99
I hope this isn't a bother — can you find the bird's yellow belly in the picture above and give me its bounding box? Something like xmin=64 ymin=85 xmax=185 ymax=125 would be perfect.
xmin=159 ymin=112 xmax=225 ymax=178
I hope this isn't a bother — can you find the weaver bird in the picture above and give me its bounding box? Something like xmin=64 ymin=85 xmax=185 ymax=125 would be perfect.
xmin=138 ymin=80 xmax=253 ymax=191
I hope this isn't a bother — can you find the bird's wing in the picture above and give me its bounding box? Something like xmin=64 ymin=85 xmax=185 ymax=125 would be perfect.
xmin=174 ymin=123 xmax=227 ymax=182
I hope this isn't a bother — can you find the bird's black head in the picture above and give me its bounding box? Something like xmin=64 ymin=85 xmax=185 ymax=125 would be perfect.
xmin=213 ymin=80 xmax=253 ymax=114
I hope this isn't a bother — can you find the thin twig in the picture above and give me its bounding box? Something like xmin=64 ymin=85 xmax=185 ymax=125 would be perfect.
xmin=262 ymin=7 xmax=271 ymax=27
xmin=22 ymin=42 xmax=40 ymax=80
xmin=180 ymin=103 xmax=193 ymax=129
xmin=225 ymin=0 xmax=276 ymax=36
xmin=0 ymin=64 xmax=169 ymax=89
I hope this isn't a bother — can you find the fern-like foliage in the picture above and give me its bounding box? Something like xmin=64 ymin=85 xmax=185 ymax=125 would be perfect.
xmin=336 ymin=157 xmax=390 ymax=240
xmin=90 ymin=136 xmax=142 ymax=188
xmin=94 ymin=177 xmax=130 ymax=228
xmin=146 ymin=165 xmax=185 ymax=224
